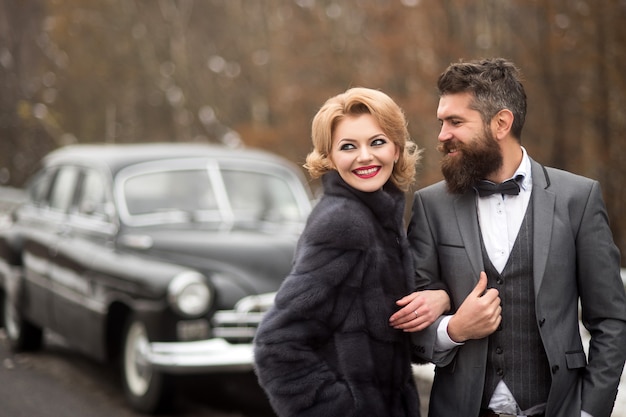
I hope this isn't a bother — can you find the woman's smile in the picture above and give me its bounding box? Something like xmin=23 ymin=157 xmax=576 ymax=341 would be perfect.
xmin=353 ymin=165 xmax=381 ymax=178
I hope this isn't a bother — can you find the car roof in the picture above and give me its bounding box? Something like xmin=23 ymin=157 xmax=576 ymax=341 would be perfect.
xmin=43 ymin=142 xmax=299 ymax=175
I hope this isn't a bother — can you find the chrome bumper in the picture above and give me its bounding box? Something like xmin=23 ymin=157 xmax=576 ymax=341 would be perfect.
xmin=146 ymin=338 xmax=254 ymax=374
xmin=145 ymin=292 xmax=277 ymax=375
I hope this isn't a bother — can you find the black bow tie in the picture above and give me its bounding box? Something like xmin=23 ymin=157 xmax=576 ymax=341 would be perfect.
xmin=475 ymin=177 xmax=522 ymax=197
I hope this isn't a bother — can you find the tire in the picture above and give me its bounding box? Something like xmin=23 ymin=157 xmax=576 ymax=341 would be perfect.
xmin=120 ymin=315 xmax=171 ymax=414
xmin=3 ymin=290 xmax=43 ymax=352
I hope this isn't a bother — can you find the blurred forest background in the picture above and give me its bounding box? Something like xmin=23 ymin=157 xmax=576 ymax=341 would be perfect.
xmin=1 ymin=0 xmax=625 ymax=263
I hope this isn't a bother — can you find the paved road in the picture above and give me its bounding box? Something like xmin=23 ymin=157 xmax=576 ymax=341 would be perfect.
xmin=0 ymin=330 xmax=273 ymax=417
xmin=3 ymin=326 xmax=624 ymax=417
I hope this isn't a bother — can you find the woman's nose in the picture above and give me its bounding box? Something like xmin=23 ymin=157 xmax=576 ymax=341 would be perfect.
xmin=356 ymin=147 xmax=373 ymax=162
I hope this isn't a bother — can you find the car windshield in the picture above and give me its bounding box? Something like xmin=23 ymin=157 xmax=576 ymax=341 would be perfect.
xmin=121 ymin=167 xmax=306 ymax=227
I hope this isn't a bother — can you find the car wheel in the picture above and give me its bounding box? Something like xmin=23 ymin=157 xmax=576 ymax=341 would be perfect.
xmin=120 ymin=315 xmax=171 ymax=413
xmin=2 ymin=290 xmax=43 ymax=351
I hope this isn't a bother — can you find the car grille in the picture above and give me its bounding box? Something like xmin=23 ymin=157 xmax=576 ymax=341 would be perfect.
xmin=211 ymin=292 xmax=275 ymax=344
xmin=177 ymin=319 xmax=211 ymax=341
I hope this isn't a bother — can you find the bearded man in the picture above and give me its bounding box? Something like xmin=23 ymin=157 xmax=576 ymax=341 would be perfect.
xmin=389 ymin=58 xmax=626 ymax=417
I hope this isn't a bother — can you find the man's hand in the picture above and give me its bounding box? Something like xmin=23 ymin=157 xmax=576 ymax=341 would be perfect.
xmin=447 ymin=272 xmax=501 ymax=343
xmin=389 ymin=289 xmax=451 ymax=332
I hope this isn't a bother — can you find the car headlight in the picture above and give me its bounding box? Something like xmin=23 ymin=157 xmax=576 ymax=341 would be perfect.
xmin=167 ymin=271 xmax=212 ymax=317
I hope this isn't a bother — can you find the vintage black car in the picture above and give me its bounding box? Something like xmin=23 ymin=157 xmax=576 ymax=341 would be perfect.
xmin=0 ymin=143 xmax=313 ymax=413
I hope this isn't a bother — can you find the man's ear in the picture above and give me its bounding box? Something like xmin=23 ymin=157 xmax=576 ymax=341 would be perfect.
xmin=493 ymin=109 xmax=514 ymax=140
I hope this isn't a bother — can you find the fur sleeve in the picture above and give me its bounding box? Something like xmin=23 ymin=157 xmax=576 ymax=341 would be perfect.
xmin=253 ymin=200 xmax=369 ymax=416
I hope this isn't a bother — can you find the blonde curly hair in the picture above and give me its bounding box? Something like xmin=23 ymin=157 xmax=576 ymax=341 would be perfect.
xmin=304 ymin=87 xmax=421 ymax=192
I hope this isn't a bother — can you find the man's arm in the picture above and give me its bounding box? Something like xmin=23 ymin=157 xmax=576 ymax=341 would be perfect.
xmin=576 ymin=181 xmax=626 ymax=417
xmin=400 ymin=190 xmax=501 ymax=363
xmin=392 ymin=272 xmax=501 ymax=340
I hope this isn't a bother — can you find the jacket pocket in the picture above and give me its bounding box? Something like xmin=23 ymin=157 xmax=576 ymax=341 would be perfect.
xmin=565 ymin=350 xmax=587 ymax=369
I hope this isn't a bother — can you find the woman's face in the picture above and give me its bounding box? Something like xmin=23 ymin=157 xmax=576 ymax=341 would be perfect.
xmin=329 ymin=113 xmax=399 ymax=193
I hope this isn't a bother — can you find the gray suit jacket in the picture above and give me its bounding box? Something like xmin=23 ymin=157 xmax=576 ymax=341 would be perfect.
xmin=409 ymin=158 xmax=626 ymax=417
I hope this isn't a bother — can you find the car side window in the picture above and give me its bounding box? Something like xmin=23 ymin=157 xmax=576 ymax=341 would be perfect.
xmin=75 ymin=169 xmax=111 ymax=221
xmin=48 ymin=166 xmax=80 ymax=213
xmin=28 ymin=168 xmax=56 ymax=208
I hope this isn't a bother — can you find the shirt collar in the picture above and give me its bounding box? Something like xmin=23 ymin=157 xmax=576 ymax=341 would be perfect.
xmin=510 ymin=146 xmax=532 ymax=191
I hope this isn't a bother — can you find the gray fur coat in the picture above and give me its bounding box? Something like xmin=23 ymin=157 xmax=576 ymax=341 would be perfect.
xmin=253 ymin=170 xmax=420 ymax=417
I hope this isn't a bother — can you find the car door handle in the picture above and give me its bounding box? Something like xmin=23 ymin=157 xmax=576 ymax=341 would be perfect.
xmin=56 ymin=225 xmax=72 ymax=237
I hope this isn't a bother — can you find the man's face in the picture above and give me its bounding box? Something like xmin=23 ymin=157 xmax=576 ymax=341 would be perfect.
xmin=436 ymin=93 xmax=502 ymax=194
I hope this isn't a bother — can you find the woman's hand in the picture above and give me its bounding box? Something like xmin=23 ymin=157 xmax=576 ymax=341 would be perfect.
xmin=388 ymin=289 xmax=450 ymax=332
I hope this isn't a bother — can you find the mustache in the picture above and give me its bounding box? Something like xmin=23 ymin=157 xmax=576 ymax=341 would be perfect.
xmin=436 ymin=140 xmax=462 ymax=155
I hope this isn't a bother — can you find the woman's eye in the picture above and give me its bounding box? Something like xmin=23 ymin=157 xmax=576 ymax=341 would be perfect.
xmin=340 ymin=143 xmax=356 ymax=151
xmin=371 ymin=138 xmax=387 ymax=146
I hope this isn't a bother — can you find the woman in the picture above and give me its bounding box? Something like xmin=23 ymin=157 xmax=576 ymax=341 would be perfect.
xmin=253 ymin=87 xmax=449 ymax=417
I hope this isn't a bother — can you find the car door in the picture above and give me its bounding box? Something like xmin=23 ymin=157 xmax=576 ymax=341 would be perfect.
xmin=48 ymin=167 xmax=118 ymax=357
xmin=19 ymin=165 xmax=80 ymax=330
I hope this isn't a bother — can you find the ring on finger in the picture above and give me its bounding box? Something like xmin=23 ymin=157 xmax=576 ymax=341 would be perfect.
xmin=414 ymin=310 xmax=419 ymax=318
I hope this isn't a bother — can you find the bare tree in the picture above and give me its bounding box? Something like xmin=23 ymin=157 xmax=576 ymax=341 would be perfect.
xmin=1 ymin=0 xmax=624 ymax=259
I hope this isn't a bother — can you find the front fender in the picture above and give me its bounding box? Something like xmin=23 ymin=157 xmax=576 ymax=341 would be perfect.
xmin=88 ymin=250 xmax=210 ymax=344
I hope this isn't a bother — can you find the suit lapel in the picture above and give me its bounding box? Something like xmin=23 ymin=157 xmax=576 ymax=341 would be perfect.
xmin=530 ymin=159 xmax=555 ymax=295
xmin=454 ymin=192 xmax=484 ymax=284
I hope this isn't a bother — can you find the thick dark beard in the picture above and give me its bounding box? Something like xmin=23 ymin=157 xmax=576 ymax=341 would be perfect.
xmin=439 ymin=128 xmax=503 ymax=194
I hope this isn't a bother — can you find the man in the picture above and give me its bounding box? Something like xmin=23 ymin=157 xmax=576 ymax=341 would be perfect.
xmin=390 ymin=58 xmax=626 ymax=417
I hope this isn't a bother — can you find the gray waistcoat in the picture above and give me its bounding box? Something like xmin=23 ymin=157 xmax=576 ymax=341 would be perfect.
xmin=480 ymin=203 xmax=551 ymax=410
